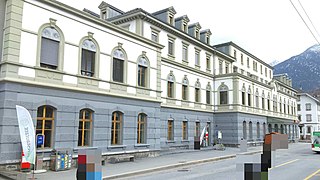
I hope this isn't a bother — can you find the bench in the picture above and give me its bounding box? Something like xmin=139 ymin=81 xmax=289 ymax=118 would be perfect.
xmin=109 ymin=155 xmax=134 ymax=164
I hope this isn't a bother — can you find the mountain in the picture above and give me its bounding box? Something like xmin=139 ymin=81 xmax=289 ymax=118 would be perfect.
xmin=269 ymin=60 xmax=282 ymax=66
xmin=273 ymin=45 xmax=320 ymax=92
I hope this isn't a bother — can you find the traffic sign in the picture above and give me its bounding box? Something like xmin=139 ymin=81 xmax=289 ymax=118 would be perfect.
xmin=36 ymin=134 xmax=44 ymax=146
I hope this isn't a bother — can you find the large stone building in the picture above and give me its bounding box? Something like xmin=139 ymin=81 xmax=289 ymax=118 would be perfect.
xmin=297 ymin=93 xmax=320 ymax=140
xmin=0 ymin=0 xmax=299 ymax=166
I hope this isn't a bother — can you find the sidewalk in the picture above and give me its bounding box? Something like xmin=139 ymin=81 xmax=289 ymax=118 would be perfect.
xmin=3 ymin=146 xmax=262 ymax=180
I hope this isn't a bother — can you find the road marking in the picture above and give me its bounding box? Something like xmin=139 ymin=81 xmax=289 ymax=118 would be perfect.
xmin=304 ymin=168 xmax=320 ymax=180
xmin=269 ymin=159 xmax=299 ymax=170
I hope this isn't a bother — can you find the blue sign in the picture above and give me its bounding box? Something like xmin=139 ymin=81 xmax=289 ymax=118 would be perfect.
xmin=36 ymin=134 xmax=44 ymax=146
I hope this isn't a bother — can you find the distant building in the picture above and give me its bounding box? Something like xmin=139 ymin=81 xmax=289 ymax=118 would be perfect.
xmin=297 ymin=93 xmax=320 ymax=140
xmin=0 ymin=0 xmax=299 ymax=166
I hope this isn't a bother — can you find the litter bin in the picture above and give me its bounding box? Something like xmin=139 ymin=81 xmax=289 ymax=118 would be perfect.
xmin=194 ymin=136 xmax=200 ymax=150
xmin=50 ymin=148 xmax=72 ymax=171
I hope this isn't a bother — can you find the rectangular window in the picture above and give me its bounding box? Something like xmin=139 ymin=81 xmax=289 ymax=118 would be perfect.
xmin=182 ymin=45 xmax=188 ymax=61
xmin=267 ymin=99 xmax=270 ymax=110
xmin=151 ymin=31 xmax=158 ymax=42
xmin=182 ymin=121 xmax=188 ymax=140
xmin=195 ymin=50 xmax=200 ymax=66
xmin=182 ymin=85 xmax=188 ymax=100
xmin=225 ymin=63 xmax=229 ymax=74
xmin=167 ymin=81 xmax=174 ymax=98
xmin=307 ymin=126 xmax=311 ymax=133
xmin=219 ymin=61 xmax=223 ymax=74
xmin=40 ymin=37 xmax=59 ymax=69
xmin=113 ymin=58 xmax=124 ymax=82
xmin=168 ymin=120 xmax=174 ymax=140
xmin=306 ymin=103 xmax=311 ymax=111
xmin=248 ymin=94 xmax=251 ymax=106
xmin=247 ymin=57 xmax=250 ymax=68
xmin=241 ymin=54 xmax=243 ymax=65
xmin=206 ymin=56 xmax=210 ymax=70
xmin=206 ymin=90 xmax=211 ymax=104
xmin=138 ymin=65 xmax=147 ymax=87
xmin=81 ymin=49 xmax=95 ymax=77
xmin=195 ymin=122 xmax=200 ymax=137
xmin=297 ymin=104 xmax=301 ymax=111
xmin=260 ymin=65 xmax=263 ymax=74
xmin=306 ymin=114 xmax=312 ymax=122
xmin=242 ymin=92 xmax=246 ymax=105
xmin=168 ymin=39 xmax=174 ymax=56
xmin=265 ymin=68 xmax=267 ymax=77
xmin=298 ymin=115 xmax=301 ymax=121
xmin=234 ymin=50 xmax=237 ymax=59
xmin=256 ymin=96 xmax=259 ymax=108
xmin=195 ymin=88 xmax=200 ymax=102
xmin=262 ymin=98 xmax=265 ymax=109
xmin=220 ymin=91 xmax=228 ymax=104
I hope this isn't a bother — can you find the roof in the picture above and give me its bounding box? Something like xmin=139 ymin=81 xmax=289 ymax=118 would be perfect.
xmin=83 ymin=8 xmax=100 ymax=18
xmin=175 ymin=15 xmax=190 ymax=22
xmin=152 ymin=6 xmax=176 ymax=15
xmin=213 ymin=41 xmax=274 ymax=69
xmin=298 ymin=93 xmax=320 ymax=104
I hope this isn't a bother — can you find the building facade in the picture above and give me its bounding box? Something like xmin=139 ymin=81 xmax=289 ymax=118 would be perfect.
xmin=0 ymin=0 xmax=299 ymax=165
xmin=297 ymin=93 xmax=320 ymax=140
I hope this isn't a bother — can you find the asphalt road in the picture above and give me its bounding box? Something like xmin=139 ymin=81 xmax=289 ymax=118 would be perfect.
xmin=119 ymin=143 xmax=320 ymax=180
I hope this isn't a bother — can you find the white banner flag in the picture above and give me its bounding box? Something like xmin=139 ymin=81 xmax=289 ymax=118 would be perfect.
xmin=16 ymin=105 xmax=36 ymax=165
xmin=200 ymin=125 xmax=207 ymax=145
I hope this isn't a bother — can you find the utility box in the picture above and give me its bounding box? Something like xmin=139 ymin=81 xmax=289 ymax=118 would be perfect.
xmin=36 ymin=155 xmax=44 ymax=170
xmin=50 ymin=149 xmax=72 ymax=171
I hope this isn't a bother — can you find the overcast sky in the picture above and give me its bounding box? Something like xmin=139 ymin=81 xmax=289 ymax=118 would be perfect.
xmin=58 ymin=0 xmax=320 ymax=64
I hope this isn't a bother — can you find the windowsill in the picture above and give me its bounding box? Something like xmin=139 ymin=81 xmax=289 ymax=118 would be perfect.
xmin=73 ymin=146 xmax=97 ymax=151
xmin=78 ymin=74 xmax=97 ymax=80
xmin=134 ymin=144 xmax=150 ymax=147
xmin=166 ymin=140 xmax=176 ymax=143
xmin=36 ymin=148 xmax=53 ymax=153
xmin=168 ymin=54 xmax=175 ymax=59
xmin=195 ymin=65 xmax=200 ymax=69
xmin=108 ymin=145 xmax=127 ymax=149
xmin=181 ymin=140 xmax=189 ymax=143
xmin=182 ymin=60 xmax=189 ymax=64
xmin=110 ymin=81 xmax=127 ymax=86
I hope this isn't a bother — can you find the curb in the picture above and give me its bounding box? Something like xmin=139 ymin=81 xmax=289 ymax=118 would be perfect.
xmin=103 ymin=150 xmax=262 ymax=179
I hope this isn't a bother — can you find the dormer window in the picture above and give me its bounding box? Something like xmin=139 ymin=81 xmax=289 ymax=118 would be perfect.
xmin=206 ymin=35 xmax=210 ymax=44
xmin=183 ymin=23 xmax=187 ymax=32
xmin=195 ymin=30 xmax=199 ymax=39
xmin=169 ymin=15 xmax=174 ymax=25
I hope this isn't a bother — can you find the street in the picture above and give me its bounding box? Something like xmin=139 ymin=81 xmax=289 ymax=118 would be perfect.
xmin=119 ymin=143 xmax=320 ymax=180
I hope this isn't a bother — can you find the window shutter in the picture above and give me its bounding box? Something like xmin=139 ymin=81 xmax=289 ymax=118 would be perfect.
xmin=40 ymin=37 xmax=59 ymax=67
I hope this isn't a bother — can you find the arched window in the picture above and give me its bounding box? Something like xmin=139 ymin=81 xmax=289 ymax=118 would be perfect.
xmin=111 ymin=111 xmax=123 ymax=145
xmin=113 ymin=49 xmax=125 ymax=83
xmin=167 ymin=119 xmax=174 ymax=140
xmin=249 ymin=121 xmax=253 ymax=140
xmin=219 ymin=84 xmax=228 ymax=105
xmin=280 ymin=124 xmax=284 ymax=134
xmin=182 ymin=76 xmax=189 ymax=101
xmin=137 ymin=113 xmax=147 ymax=144
xmin=195 ymin=79 xmax=201 ymax=103
xmin=137 ymin=56 xmax=149 ymax=87
xmin=206 ymin=83 xmax=211 ymax=104
xmin=274 ymin=124 xmax=279 ymax=133
xmin=36 ymin=106 xmax=55 ymax=148
xmin=78 ymin=109 xmax=93 ymax=146
xmin=81 ymin=39 xmax=96 ymax=77
xmin=40 ymin=27 xmax=60 ymax=69
xmin=268 ymin=124 xmax=272 ymax=133
xmin=257 ymin=122 xmax=260 ymax=139
xmin=243 ymin=121 xmax=247 ymax=140
xmin=263 ymin=123 xmax=266 ymax=137
xmin=167 ymin=72 xmax=175 ymax=98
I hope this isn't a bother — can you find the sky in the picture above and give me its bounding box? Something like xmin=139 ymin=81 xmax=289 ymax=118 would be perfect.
xmin=58 ymin=0 xmax=320 ymax=64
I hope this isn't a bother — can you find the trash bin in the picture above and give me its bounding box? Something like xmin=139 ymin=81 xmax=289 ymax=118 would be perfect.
xmin=194 ymin=136 xmax=200 ymax=150
xmin=50 ymin=148 xmax=72 ymax=171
